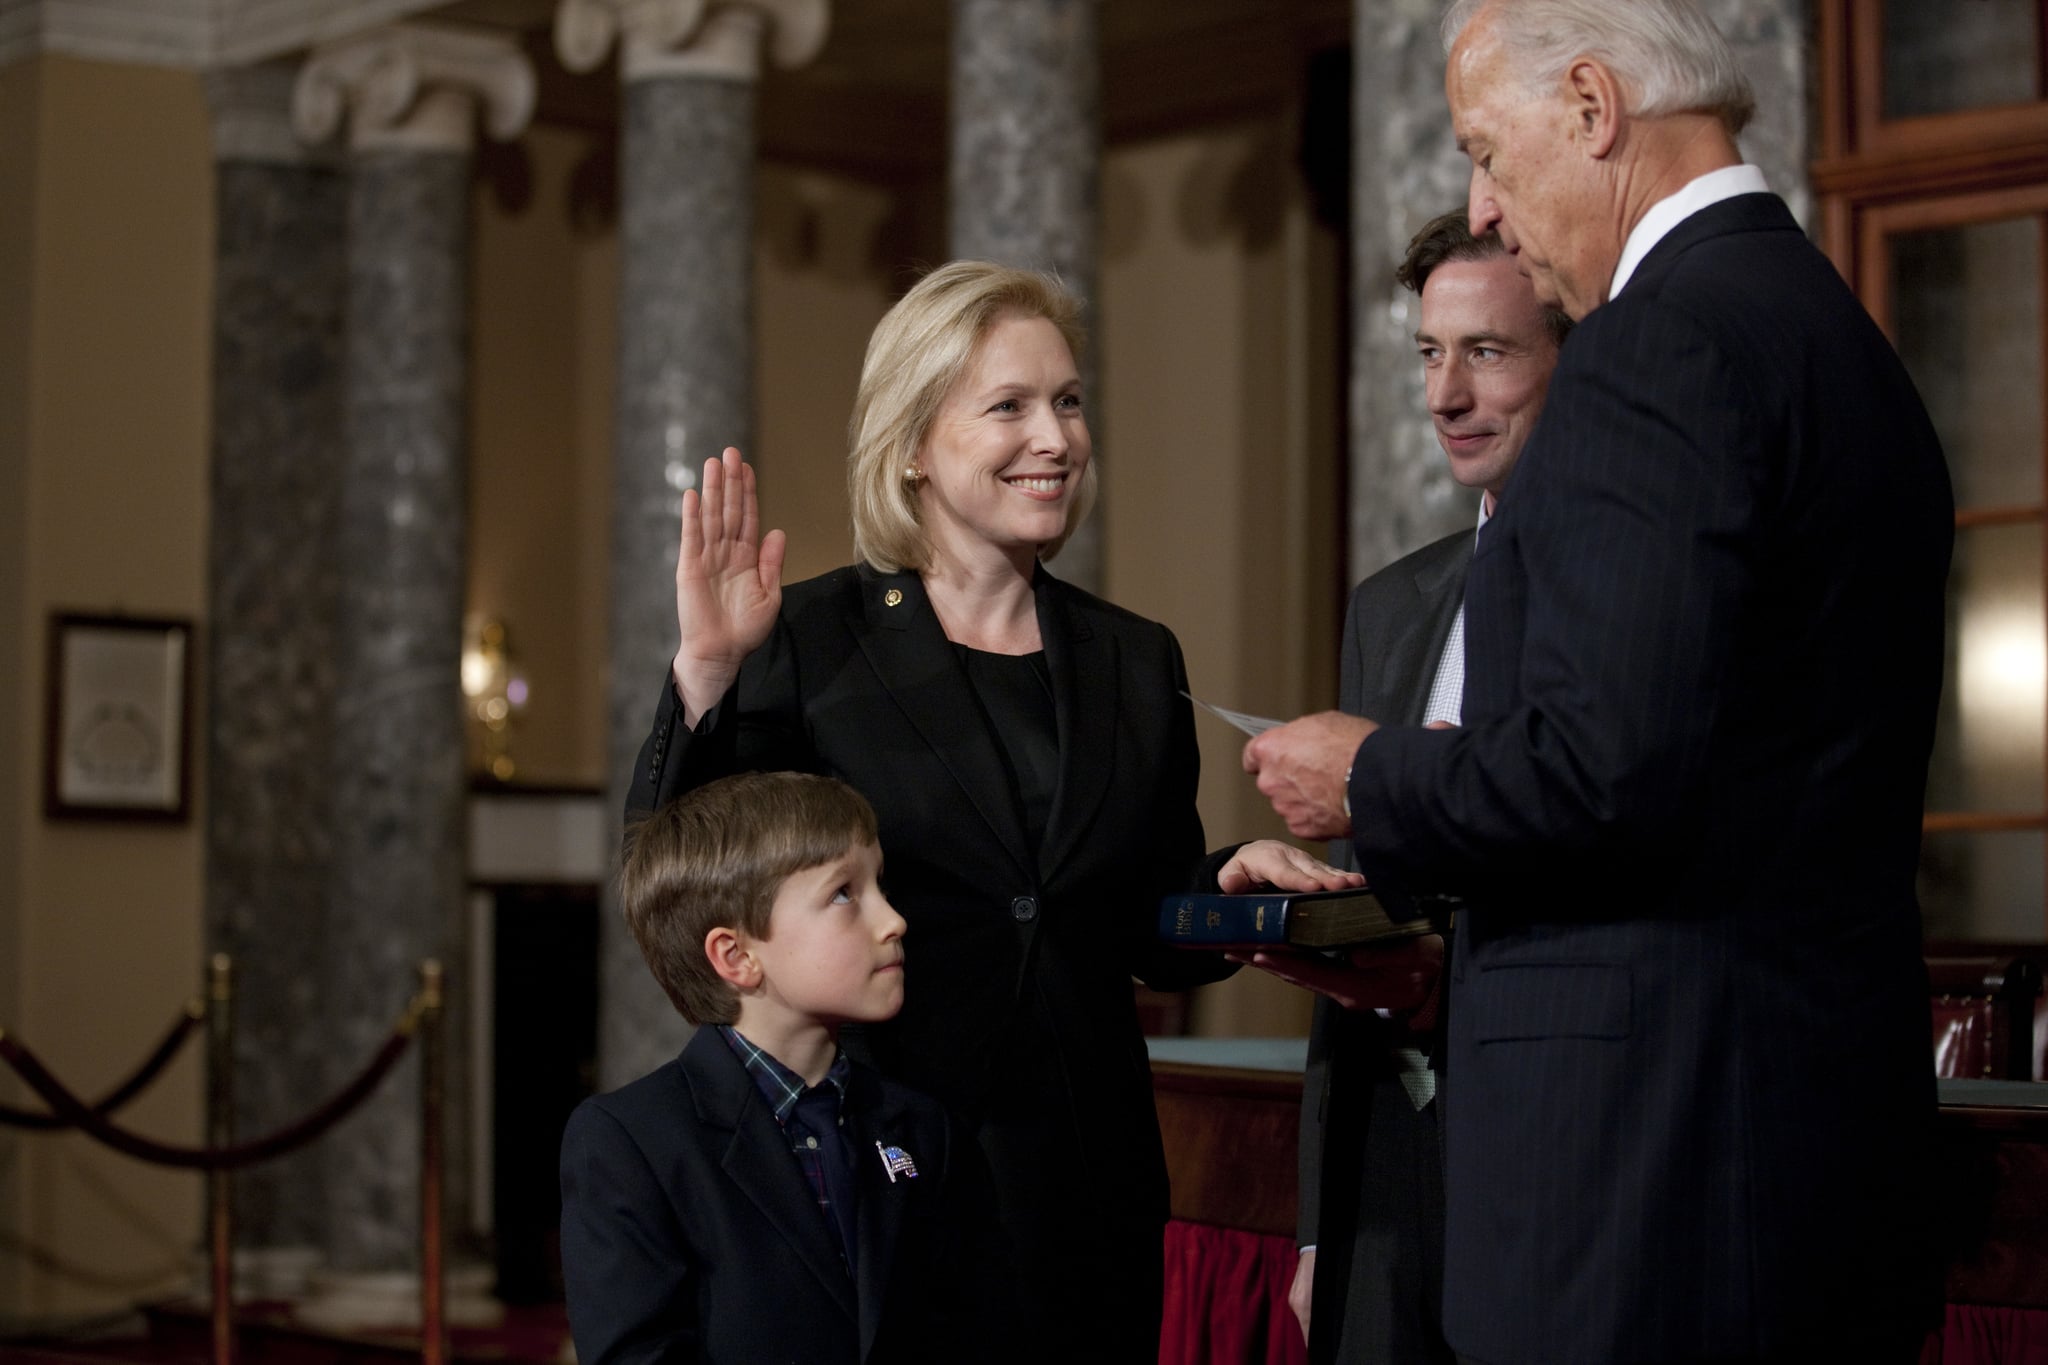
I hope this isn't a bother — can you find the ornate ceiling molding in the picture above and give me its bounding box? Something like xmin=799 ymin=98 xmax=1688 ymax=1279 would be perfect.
xmin=0 ymin=0 xmax=454 ymax=72
xmin=207 ymin=60 xmax=336 ymax=164
xmin=293 ymin=22 xmax=533 ymax=151
xmin=554 ymin=0 xmax=827 ymax=83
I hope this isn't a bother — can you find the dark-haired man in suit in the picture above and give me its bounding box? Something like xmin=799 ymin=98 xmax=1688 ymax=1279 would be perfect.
xmin=1245 ymin=0 xmax=1952 ymax=1360
xmin=1280 ymin=209 xmax=1568 ymax=1365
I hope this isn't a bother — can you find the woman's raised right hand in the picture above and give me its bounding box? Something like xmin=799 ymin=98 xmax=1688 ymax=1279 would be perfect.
xmin=672 ymin=446 xmax=787 ymax=727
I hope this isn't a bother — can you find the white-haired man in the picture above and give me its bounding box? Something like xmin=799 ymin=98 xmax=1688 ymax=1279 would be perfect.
xmin=1245 ymin=1 xmax=1952 ymax=1360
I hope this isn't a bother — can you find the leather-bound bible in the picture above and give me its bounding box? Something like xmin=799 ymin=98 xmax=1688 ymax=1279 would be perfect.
xmin=1158 ymin=888 xmax=1428 ymax=950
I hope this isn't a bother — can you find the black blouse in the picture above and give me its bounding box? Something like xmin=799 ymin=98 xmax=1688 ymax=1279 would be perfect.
xmin=951 ymin=644 xmax=1058 ymax=863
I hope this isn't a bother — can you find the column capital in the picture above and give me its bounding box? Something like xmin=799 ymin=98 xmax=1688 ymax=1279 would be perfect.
xmin=292 ymin=23 xmax=535 ymax=154
xmin=553 ymin=0 xmax=829 ymax=83
xmin=208 ymin=61 xmax=339 ymax=167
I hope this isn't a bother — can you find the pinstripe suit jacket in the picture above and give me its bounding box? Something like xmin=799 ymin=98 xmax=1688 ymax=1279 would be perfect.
xmin=1346 ymin=194 xmax=1952 ymax=1363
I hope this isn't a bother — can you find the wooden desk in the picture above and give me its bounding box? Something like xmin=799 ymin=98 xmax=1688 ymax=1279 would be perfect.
xmin=1936 ymin=1081 xmax=2048 ymax=1316
xmin=1149 ymin=1047 xmax=2048 ymax=1363
xmin=1148 ymin=1040 xmax=1313 ymax=1365
xmin=1152 ymin=1058 xmax=1302 ymax=1238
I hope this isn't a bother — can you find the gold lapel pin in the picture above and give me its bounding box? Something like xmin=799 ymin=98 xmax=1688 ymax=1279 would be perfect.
xmin=884 ymin=589 xmax=903 ymax=607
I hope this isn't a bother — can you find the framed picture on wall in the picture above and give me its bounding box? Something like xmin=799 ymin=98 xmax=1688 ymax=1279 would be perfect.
xmin=44 ymin=613 xmax=194 ymax=822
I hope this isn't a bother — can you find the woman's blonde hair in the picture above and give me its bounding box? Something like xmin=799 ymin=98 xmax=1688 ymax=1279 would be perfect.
xmin=848 ymin=260 xmax=1097 ymax=573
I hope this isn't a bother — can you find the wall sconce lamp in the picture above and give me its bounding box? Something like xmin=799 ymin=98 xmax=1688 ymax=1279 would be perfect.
xmin=461 ymin=614 xmax=529 ymax=782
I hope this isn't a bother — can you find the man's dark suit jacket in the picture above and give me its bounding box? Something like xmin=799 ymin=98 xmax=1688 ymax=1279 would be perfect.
xmin=626 ymin=563 xmax=1232 ymax=1357
xmin=559 ymin=1027 xmax=1009 ymax=1364
xmin=1299 ymin=527 xmax=1468 ymax=1365
xmin=1347 ymin=193 xmax=1952 ymax=1364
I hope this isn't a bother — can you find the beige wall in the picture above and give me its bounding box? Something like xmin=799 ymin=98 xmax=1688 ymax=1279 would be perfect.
xmin=469 ymin=125 xmax=612 ymax=786
xmin=0 ymin=54 xmax=213 ymax=1320
xmin=1102 ymin=122 xmax=1342 ymax=1037
xmin=0 ymin=53 xmax=39 ymax=1322
xmin=752 ymin=167 xmax=903 ymax=586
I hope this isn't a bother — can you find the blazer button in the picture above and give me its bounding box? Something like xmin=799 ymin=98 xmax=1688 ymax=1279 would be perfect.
xmin=1010 ymin=896 xmax=1038 ymax=923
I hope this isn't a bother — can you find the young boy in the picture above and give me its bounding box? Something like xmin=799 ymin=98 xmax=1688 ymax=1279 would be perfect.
xmin=560 ymin=771 xmax=1011 ymax=1365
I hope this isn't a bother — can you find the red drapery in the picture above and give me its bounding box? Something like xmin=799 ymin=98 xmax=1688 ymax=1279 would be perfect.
xmin=1160 ymin=1227 xmax=2048 ymax=1365
xmin=1160 ymin=1218 xmax=1308 ymax=1365
xmin=1924 ymin=1303 xmax=2048 ymax=1364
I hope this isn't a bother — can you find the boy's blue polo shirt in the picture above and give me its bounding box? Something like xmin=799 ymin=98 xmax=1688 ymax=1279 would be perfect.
xmin=718 ymin=1025 xmax=859 ymax=1275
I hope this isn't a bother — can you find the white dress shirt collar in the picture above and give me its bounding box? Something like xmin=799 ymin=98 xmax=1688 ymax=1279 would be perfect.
xmin=1609 ymin=163 xmax=1770 ymax=300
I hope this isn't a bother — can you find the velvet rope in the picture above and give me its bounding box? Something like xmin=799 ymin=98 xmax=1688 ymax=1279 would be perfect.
xmin=0 ymin=1001 xmax=202 ymax=1131
xmin=0 ymin=1009 xmax=420 ymax=1171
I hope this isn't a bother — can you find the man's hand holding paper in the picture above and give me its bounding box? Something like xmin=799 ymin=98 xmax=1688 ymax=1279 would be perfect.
xmin=1240 ymin=710 xmax=1379 ymax=842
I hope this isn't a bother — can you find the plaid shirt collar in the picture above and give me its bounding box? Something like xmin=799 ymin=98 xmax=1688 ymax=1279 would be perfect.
xmin=718 ymin=1025 xmax=851 ymax=1124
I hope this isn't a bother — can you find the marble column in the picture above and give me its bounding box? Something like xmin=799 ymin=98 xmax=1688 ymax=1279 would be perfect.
xmin=202 ymin=61 xmax=347 ymax=1269
xmin=1347 ymin=0 xmax=1472 ymax=584
xmin=1345 ymin=0 xmax=1811 ymax=583
xmin=949 ymin=0 xmax=1103 ymax=593
xmin=291 ymin=24 xmax=532 ymax=1278
xmin=551 ymin=0 xmax=829 ymax=1090
xmin=1702 ymin=0 xmax=1810 ymax=227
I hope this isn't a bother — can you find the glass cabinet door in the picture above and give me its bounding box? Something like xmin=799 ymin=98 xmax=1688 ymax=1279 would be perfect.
xmin=1882 ymin=206 xmax=2048 ymax=940
xmin=1820 ymin=0 xmax=2048 ymax=943
xmin=1882 ymin=0 xmax=2040 ymax=121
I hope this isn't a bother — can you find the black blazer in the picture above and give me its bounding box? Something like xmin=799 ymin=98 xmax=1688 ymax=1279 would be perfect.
xmin=626 ymin=562 xmax=1231 ymax=1350
xmin=1296 ymin=528 xmax=1468 ymax=1325
xmin=1347 ymin=195 xmax=1951 ymax=1362
xmin=558 ymin=1028 xmax=1011 ymax=1365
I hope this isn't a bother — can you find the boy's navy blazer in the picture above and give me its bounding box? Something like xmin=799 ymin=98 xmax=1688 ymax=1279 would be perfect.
xmin=559 ymin=1027 xmax=1008 ymax=1365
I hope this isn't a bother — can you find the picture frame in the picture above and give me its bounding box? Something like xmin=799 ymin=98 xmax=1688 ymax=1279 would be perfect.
xmin=44 ymin=612 xmax=194 ymax=822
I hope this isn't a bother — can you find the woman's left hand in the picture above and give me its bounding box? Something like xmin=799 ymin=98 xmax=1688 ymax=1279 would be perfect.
xmin=1216 ymin=839 xmax=1366 ymax=894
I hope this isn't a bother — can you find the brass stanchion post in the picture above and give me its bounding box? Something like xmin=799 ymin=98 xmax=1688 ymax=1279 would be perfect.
xmin=206 ymin=954 xmax=236 ymax=1365
xmin=418 ymin=960 xmax=446 ymax=1365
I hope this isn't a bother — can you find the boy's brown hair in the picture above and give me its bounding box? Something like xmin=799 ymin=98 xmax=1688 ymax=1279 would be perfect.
xmin=621 ymin=772 xmax=881 ymax=1025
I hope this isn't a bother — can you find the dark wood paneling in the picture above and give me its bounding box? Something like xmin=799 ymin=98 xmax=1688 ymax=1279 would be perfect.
xmin=1152 ymin=1061 xmax=1301 ymax=1237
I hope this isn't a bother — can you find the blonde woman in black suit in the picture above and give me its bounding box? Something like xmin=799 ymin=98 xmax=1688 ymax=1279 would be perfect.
xmin=628 ymin=260 xmax=1356 ymax=1360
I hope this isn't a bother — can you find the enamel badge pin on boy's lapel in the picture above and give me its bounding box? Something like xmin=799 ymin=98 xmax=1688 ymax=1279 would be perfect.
xmin=875 ymin=1142 xmax=919 ymax=1182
